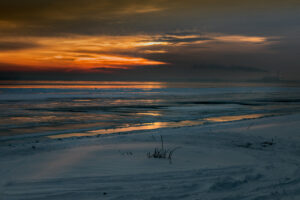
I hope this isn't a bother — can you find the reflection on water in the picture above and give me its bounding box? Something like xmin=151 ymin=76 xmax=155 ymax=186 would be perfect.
xmin=136 ymin=111 xmax=162 ymax=116
xmin=73 ymin=99 xmax=92 ymax=102
xmin=0 ymin=81 xmax=299 ymax=140
xmin=1 ymin=122 xmax=114 ymax=137
xmin=1 ymin=80 xmax=298 ymax=89
xmin=48 ymin=114 xmax=267 ymax=139
xmin=111 ymin=99 xmax=162 ymax=105
xmin=48 ymin=120 xmax=204 ymax=139
xmin=204 ymin=114 xmax=265 ymax=122
xmin=0 ymin=81 xmax=166 ymax=89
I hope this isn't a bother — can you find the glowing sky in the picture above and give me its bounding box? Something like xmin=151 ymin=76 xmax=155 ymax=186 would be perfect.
xmin=0 ymin=0 xmax=299 ymax=81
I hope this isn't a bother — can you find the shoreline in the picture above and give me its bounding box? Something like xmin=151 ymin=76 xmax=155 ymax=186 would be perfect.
xmin=0 ymin=113 xmax=277 ymax=142
xmin=1 ymin=113 xmax=300 ymax=199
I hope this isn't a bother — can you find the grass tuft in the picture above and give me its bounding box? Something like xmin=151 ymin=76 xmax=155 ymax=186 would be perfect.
xmin=147 ymin=135 xmax=180 ymax=163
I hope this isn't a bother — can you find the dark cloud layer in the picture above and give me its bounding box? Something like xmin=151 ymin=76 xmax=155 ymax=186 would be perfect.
xmin=1 ymin=0 xmax=299 ymax=36
xmin=0 ymin=41 xmax=40 ymax=51
xmin=0 ymin=0 xmax=300 ymax=81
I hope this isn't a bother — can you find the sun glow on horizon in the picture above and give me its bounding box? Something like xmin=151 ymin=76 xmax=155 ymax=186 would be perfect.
xmin=0 ymin=35 xmax=168 ymax=72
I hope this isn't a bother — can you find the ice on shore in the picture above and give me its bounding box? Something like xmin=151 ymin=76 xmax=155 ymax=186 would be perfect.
xmin=1 ymin=114 xmax=300 ymax=200
xmin=1 ymin=83 xmax=300 ymax=199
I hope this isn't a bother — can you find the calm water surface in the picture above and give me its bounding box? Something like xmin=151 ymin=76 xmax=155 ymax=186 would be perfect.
xmin=0 ymin=81 xmax=299 ymax=139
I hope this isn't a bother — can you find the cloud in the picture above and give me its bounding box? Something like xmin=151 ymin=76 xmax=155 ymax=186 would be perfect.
xmin=155 ymin=35 xmax=212 ymax=44
xmin=0 ymin=0 xmax=299 ymax=81
xmin=0 ymin=0 xmax=299 ymax=37
xmin=191 ymin=64 xmax=267 ymax=73
xmin=150 ymin=33 xmax=271 ymax=46
xmin=214 ymin=35 xmax=267 ymax=43
xmin=0 ymin=35 xmax=169 ymax=72
xmin=116 ymin=5 xmax=165 ymax=14
xmin=0 ymin=41 xmax=40 ymax=51
xmin=0 ymin=32 xmax=277 ymax=76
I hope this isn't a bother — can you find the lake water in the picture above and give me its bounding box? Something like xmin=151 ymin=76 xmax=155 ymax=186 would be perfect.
xmin=0 ymin=81 xmax=299 ymax=140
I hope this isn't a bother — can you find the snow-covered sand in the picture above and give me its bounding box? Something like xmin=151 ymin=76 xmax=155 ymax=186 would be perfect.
xmin=1 ymin=113 xmax=300 ymax=200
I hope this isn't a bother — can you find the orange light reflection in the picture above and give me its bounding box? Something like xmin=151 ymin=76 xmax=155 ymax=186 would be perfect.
xmin=48 ymin=120 xmax=204 ymax=139
xmin=46 ymin=114 xmax=268 ymax=139
xmin=204 ymin=114 xmax=265 ymax=122
xmin=0 ymin=81 xmax=166 ymax=89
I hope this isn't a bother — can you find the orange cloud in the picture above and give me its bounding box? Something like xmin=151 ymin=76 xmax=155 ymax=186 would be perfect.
xmin=0 ymin=35 xmax=167 ymax=72
xmin=0 ymin=33 xmax=276 ymax=73
xmin=214 ymin=35 xmax=267 ymax=43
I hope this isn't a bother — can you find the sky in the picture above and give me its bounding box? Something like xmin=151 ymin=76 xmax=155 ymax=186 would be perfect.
xmin=0 ymin=0 xmax=299 ymax=82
